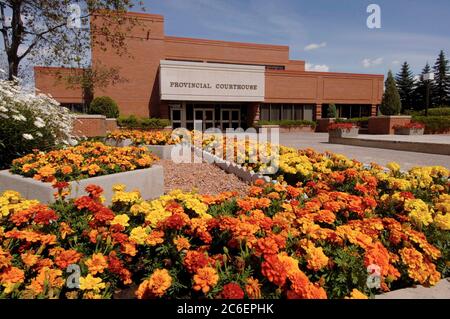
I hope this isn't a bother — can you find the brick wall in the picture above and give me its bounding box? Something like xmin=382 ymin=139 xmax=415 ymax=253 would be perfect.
xmin=368 ymin=116 xmax=412 ymax=135
xmin=72 ymin=115 xmax=118 ymax=137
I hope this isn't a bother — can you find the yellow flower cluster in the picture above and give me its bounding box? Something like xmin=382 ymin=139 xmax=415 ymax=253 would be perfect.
xmin=0 ymin=190 xmax=39 ymax=218
xmin=404 ymin=199 xmax=433 ymax=227
xmin=111 ymin=184 xmax=141 ymax=205
xmin=433 ymin=194 xmax=450 ymax=230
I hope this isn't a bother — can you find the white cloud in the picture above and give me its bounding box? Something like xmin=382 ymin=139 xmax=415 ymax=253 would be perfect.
xmin=362 ymin=57 xmax=384 ymax=68
xmin=304 ymin=42 xmax=327 ymax=51
xmin=305 ymin=63 xmax=330 ymax=72
xmin=392 ymin=60 xmax=400 ymax=65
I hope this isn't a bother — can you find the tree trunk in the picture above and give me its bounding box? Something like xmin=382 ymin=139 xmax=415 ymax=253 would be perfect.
xmin=8 ymin=56 xmax=19 ymax=81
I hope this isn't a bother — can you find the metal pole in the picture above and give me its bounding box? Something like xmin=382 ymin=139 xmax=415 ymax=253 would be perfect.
xmin=425 ymin=80 xmax=429 ymax=117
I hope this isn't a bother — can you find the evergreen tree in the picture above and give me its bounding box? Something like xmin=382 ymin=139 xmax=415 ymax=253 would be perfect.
xmin=433 ymin=50 xmax=450 ymax=106
xmin=414 ymin=63 xmax=433 ymax=111
xmin=395 ymin=62 xmax=415 ymax=112
xmin=380 ymin=70 xmax=402 ymax=115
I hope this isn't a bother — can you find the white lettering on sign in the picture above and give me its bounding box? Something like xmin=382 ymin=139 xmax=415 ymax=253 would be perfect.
xmin=160 ymin=60 xmax=265 ymax=102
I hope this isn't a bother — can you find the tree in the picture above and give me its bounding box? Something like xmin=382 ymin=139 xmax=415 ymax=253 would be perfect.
xmin=380 ymin=70 xmax=402 ymax=115
xmin=414 ymin=62 xmax=433 ymax=110
xmin=54 ymin=60 xmax=127 ymax=110
xmin=395 ymin=62 xmax=415 ymax=112
xmin=433 ymin=50 xmax=450 ymax=106
xmin=0 ymin=1 xmax=145 ymax=81
xmin=326 ymin=103 xmax=337 ymax=118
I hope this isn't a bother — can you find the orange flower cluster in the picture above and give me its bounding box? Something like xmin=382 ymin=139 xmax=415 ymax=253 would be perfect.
xmin=107 ymin=130 xmax=181 ymax=146
xmin=10 ymin=142 xmax=157 ymax=182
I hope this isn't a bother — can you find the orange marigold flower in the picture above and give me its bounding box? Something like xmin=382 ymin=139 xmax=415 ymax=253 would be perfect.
xmin=146 ymin=230 xmax=165 ymax=246
xmin=85 ymin=253 xmax=108 ymax=275
xmin=184 ymin=251 xmax=212 ymax=273
xmin=136 ymin=269 xmax=172 ymax=299
xmin=173 ymin=236 xmax=191 ymax=252
xmin=237 ymin=199 xmax=254 ymax=211
xmin=300 ymin=239 xmax=329 ymax=272
xmin=61 ymin=165 xmax=73 ymax=175
xmin=220 ymin=282 xmax=245 ymax=299
xmin=26 ymin=267 xmax=64 ymax=295
xmin=1 ymin=266 xmax=25 ymax=291
xmin=288 ymin=271 xmax=327 ymax=299
xmin=261 ymin=254 xmax=287 ymax=287
xmin=85 ymin=185 xmax=104 ymax=199
xmin=193 ymin=266 xmax=219 ymax=294
xmin=245 ymin=277 xmax=262 ymax=299
xmin=0 ymin=248 xmax=12 ymax=269
xmin=21 ymin=253 xmax=39 ymax=268
xmin=54 ymin=249 xmax=82 ymax=269
xmin=399 ymin=247 xmax=441 ymax=286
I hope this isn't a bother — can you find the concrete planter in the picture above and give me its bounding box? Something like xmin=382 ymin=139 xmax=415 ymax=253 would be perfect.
xmin=145 ymin=145 xmax=175 ymax=160
xmin=394 ymin=128 xmax=425 ymax=135
xmin=0 ymin=166 xmax=164 ymax=205
xmin=191 ymin=145 xmax=273 ymax=183
xmin=328 ymin=127 xmax=359 ymax=138
xmin=104 ymin=138 xmax=133 ymax=147
xmin=368 ymin=116 xmax=412 ymax=135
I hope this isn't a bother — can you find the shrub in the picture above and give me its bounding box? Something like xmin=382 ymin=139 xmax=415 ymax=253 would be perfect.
xmin=380 ymin=71 xmax=402 ymax=115
xmin=257 ymin=120 xmax=316 ymax=128
xmin=335 ymin=117 xmax=369 ymax=125
xmin=118 ymin=115 xmax=170 ymax=129
xmin=0 ymin=78 xmax=75 ymax=169
xmin=88 ymin=96 xmax=120 ymax=118
xmin=327 ymin=104 xmax=337 ymax=118
xmin=412 ymin=116 xmax=450 ymax=133
xmin=404 ymin=107 xmax=450 ymax=116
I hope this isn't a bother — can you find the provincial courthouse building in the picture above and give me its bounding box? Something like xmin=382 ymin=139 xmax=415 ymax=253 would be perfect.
xmin=35 ymin=12 xmax=384 ymax=130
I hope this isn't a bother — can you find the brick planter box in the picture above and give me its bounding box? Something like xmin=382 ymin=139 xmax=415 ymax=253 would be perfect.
xmin=0 ymin=166 xmax=164 ymax=205
xmin=317 ymin=118 xmax=336 ymax=132
xmin=368 ymin=116 xmax=412 ymax=135
xmin=328 ymin=127 xmax=359 ymax=138
xmin=394 ymin=128 xmax=425 ymax=135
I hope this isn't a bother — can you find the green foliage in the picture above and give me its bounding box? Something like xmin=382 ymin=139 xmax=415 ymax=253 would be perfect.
xmin=335 ymin=117 xmax=370 ymax=125
xmin=380 ymin=70 xmax=402 ymax=115
xmin=326 ymin=104 xmax=337 ymax=118
xmin=404 ymin=107 xmax=450 ymax=116
xmin=396 ymin=62 xmax=416 ymax=112
xmin=257 ymin=120 xmax=317 ymax=128
xmin=118 ymin=115 xmax=171 ymax=129
xmin=88 ymin=96 xmax=120 ymax=118
xmin=412 ymin=116 xmax=450 ymax=133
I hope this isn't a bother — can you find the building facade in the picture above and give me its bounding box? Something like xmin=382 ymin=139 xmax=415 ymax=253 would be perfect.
xmin=34 ymin=12 xmax=384 ymax=129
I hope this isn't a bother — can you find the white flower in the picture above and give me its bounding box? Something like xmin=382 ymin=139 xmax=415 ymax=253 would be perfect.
xmin=36 ymin=132 xmax=43 ymax=137
xmin=12 ymin=114 xmax=26 ymax=121
xmin=33 ymin=117 xmax=45 ymax=128
xmin=22 ymin=133 xmax=34 ymax=140
xmin=0 ymin=106 xmax=7 ymax=112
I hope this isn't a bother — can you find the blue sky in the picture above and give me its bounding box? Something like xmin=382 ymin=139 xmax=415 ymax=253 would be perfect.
xmin=142 ymin=0 xmax=450 ymax=76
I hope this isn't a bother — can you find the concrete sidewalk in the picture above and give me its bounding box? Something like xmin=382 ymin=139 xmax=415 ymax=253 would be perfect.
xmin=376 ymin=279 xmax=450 ymax=299
xmin=279 ymin=133 xmax=450 ymax=170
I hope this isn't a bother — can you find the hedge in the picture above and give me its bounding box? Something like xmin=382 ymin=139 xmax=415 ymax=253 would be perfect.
xmin=405 ymin=107 xmax=450 ymax=117
xmin=257 ymin=120 xmax=317 ymax=127
xmin=412 ymin=115 xmax=450 ymax=134
xmin=118 ymin=115 xmax=171 ymax=129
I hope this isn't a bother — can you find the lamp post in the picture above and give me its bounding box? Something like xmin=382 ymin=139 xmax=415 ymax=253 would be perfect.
xmin=423 ymin=72 xmax=434 ymax=116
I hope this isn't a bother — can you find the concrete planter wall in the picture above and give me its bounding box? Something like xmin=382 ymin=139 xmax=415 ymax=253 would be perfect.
xmin=0 ymin=166 xmax=164 ymax=205
xmin=368 ymin=116 xmax=412 ymax=135
xmin=146 ymin=145 xmax=175 ymax=160
xmin=191 ymin=145 xmax=273 ymax=183
xmin=394 ymin=128 xmax=425 ymax=135
xmin=328 ymin=127 xmax=359 ymax=138
xmin=104 ymin=138 xmax=133 ymax=147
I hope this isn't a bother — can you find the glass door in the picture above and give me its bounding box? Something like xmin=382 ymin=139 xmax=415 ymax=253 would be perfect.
xmin=194 ymin=108 xmax=215 ymax=131
xmin=220 ymin=109 xmax=241 ymax=130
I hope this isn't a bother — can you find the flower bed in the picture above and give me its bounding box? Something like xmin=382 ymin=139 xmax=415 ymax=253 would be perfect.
xmin=0 ymin=154 xmax=449 ymax=299
xmin=328 ymin=123 xmax=359 ymax=138
xmin=394 ymin=122 xmax=425 ymax=135
xmin=9 ymin=142 xmax=157 ymax=183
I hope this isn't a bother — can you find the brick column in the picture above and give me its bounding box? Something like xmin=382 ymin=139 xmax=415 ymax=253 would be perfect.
xmin=315 ymin=104 xmax=322 ymax=120
xmin=371 ymin=104 xmax=378 ymax=117
xmin=247 ymin=103 xmax=260 ymax=127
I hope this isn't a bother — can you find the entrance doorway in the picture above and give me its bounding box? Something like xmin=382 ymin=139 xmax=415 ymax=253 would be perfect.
xmin=220 ymin=109 xmax=241 ymax=130
xmin=194 ymin=108 xmax=215 ymax=130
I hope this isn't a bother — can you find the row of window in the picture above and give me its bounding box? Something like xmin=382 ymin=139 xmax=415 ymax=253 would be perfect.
xmin=259 ymin=104 xmax=315 ymax=122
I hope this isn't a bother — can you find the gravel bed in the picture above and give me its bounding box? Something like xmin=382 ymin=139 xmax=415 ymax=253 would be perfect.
xmin=156 ymin=159 xmax=250 ymax=196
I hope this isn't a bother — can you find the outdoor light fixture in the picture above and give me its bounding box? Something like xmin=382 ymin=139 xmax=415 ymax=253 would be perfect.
xmin=423 ymin=72 xmax=434 ymax=116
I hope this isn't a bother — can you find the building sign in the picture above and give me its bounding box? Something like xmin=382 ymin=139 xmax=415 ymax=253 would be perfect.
xmin=160 ymin=60 xmax=265 ymax=102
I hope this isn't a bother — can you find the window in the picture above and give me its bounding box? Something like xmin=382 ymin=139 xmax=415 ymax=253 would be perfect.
xmin=266 ymin=65 xmax=285 ymax=70
xmin=260 ymin=104 xmax=315 ymax=121
xmin=61 ymin=103 xmax=84 ymax=113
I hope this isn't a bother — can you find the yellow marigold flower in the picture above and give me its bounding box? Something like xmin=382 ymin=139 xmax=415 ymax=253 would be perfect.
xmin=112 ymin=190 xmax=141 ymax=204
xmin=387 ymin=162 xmax=401 ymax=172
xmin=173 ymin=236 xmax=191 ymax=252
xmin=434 ymin=213 xmax=450 ymax=231
xmin=1 ymin=267 xmax=25 ymax=294
xmin=404 ymin=199 xmax=433 ymax=227
xmin=346 ymin=289 xmax=368 ymax=299
xmin=79 ymin=274 xmax=106 ymax=292
xmin=111 ymin=214 xmax=130 ymax=227
xmin=130 ymin=226 xmax=149 ymax=245
xmin=130 ymin=201 xmax=152 ymax=216
xmin=193 ymin=266 xmax=219 ymax=294
xmin=399 ymin=247 xmax=441 ymax=286
xmin=85 ymin=253 xmax=108 ymax=275
xmin=113 ymin=184 xmax=126 ymax=192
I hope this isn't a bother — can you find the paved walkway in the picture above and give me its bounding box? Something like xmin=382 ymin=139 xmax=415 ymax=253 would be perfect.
xmin=353 ymin=134 xmax=450 ymax=144
xmin=376 ymin=279 xmax=450 ymax=299
xmin=278 ymin=133 xmax=450 ymax=170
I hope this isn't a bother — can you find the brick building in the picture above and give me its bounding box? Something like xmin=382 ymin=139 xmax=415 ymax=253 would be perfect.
xmin=34 ymin=11 xmax=384 ymax=130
